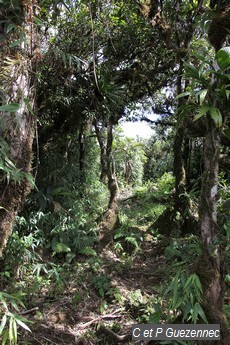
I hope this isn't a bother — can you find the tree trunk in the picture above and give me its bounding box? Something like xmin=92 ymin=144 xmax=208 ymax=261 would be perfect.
xmin=197 ymin=5 xmax=230 ymax=341
xmin=0 ymin=120 xmax=34 ymax=257
xmin=94 ymin=117 xmax=118 ymax=233
xmin=197 ymin=118 xmax=229 ymax=344
xmin=173 ymin=63 xmax=194 ymax=234
xmin=0 ymin=3 xmax=37 ymax=256
xmin=173 ymin=125 xmax=187 ymax=213
xmin=94 ymin=118 xmax=118 ymax=211
xmin=106 ymin=117 xmax=118 ymax=211
xmin=79 ymin=129 xmax=85 ymax=173
xmin=94 ymin=121 xmax=107 ymax=182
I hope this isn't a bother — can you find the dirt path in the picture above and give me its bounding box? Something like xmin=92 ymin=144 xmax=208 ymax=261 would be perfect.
xmin=21 ymin=192 xmax=168 ymax=344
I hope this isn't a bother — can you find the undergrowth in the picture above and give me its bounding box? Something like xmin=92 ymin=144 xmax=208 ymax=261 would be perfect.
xmin=0 ymin=170 xmax=229 ymax=344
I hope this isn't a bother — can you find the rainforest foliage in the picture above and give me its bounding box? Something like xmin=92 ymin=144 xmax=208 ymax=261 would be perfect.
xmin=0 ymin=0 xmax=229 ymax=344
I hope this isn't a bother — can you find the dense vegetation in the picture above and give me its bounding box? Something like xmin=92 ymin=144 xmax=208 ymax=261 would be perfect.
xmin=0 ymin=0 xmax=229 ymax=344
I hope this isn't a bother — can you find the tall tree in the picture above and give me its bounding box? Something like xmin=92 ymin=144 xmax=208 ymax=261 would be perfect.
xmin=138 ymin=0 xmax=204 ymax=233
xmin=197 ymin=2 xmax=230 ymax=342
xmin=0 ymin=0 xmax=39 ymax=255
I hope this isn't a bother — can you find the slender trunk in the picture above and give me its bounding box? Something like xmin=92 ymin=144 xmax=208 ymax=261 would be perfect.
xmin=106 ymin=118 xmax=118 ymax=211
xmin=94 ymin=121 xmax=107 ymax=182
xmin=173 ymin=125 xmax=187 ymax=213
xmin=174 ymin=60 xmax=187 ymax=210
xmin=79 ymin=129 xmax=85 ymax=172
xmin=94 ymin=118 xmax=118 ymax=211
xmin=78 ymin=128 xmax=86 ymax=197
xmin=173 ymin=64 xmax=192 ymax=232
xmin=124 ymin=160 xmax=132 ymax=184
xmin=197 ymin=119 xmax=229 ymax=344
xmin=94 ymin=117 xmax=118 ymax=233
xmin=184 ymin=136 xmax=191 ymax=189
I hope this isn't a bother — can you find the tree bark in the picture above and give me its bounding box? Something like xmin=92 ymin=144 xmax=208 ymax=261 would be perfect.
xmin=197 ymin=119 xmax=229 ymax=344
xmin=0 ymin=3 xmax=37 ymax=256
xmin=197 ymin=4 xmax=230 ymax=341
xmin=173 ymin=125 xmax=187 ymax=213
xmin=94 ymin=117 xmax=118 ymax=234
xmin=94 ymin=121 xmax=107 ymax=182
xmin=0 ymin=121 xmax=34 ymax=256
xmin=106 ymin=117 xmax=118 ymax=211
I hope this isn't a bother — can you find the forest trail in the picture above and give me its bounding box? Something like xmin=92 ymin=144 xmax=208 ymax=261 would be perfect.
xmin=1 ymin=1 xmax=229 ymax=344
xmin=22 ymin=191 xmax=169 ymax=345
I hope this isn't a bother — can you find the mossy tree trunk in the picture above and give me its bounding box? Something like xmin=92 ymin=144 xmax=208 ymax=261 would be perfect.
xmin=0 ymin=2 xmax=37 ymax=256
xmin=197 ymin=4 xmax=230 ymax=342
xmin=197 ymin=119 xmax=229 ymax=344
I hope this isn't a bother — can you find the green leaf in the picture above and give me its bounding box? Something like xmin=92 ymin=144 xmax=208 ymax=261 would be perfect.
xmin=184 ymin=62 xmax=200 ymax=80
xmin=9 ymin=299 xmax=20 ymax=312
xmin=184 ymin=274 xmax=193 ymax=292
xmin=54 ymin=242 xmax=71 ymax=253
xmin=23 ymin=98 xmax=35 ymax=115
xmin=182 ymin=303 xmax=191 ymax=322
xmin=193 ymin=274 xmax=203 ymax=293
xmin=197 ymin=303 xmax=208 ymax=323
xmin=15 ymin=318 xmax=31 ymax=332
xmin=79 ymin=247 xmax=97 ymax=256
xmin=66 ymin=252 xmax=76 ymax=263
xmin=0 ymin=292 xmax=24 ymax=305
xmin=175 ymin=91 xmax=191 ymax=100
xmin=0 ymin=315 xmax=7 ymax=335
xmin=194 ymin=105 xmax=210 ymax=121
xmin=9 ymin=317 xmax=14 ymax=342
xmin=177 ymin=103 xmax=198 ymax=128
xmin=114 ymin=232 xmax=124 ymax=240
xmin=192 ymin=302 xmax=199 ymax=323
xmin=68 ymin=54 xmax=72 ymax=67
xmin=9 ymin=39 xmax=22 ymax=47
xmin=216 ymin=46 xmax=230 ymax=70
xmin=13 ymin=319 xmax=17 ymax=344
xmin=0 ymin=296 xmax=8 ymax=310
xmin=6 ymin=23 xmax=16 ymax=33
xmin=195 ymin=89 xmax=208 ymax=104
xmin=61 ymin=51 xmax=67 ymax=68
xmin=210 ymin=107 xmax=222 ymax=127
xmin=125 ymin=236 xmax=139 ymax=247
xmin=99 ymin=288 xmax=105 ymax=297
xmin=34 ymin=17 xmax=44 ymax=26
xmin=0 ymin=103 xmax=20 ymax=112
xmin=192 ymin=52 xmax=212 ymax=67
xmin=2 ymin=330 xmax=9 ymax=345
xmin=171 ymin=272 xmax=180 ymax=309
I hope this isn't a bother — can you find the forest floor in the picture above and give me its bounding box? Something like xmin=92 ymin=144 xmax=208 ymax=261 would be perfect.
xmin=17 ymin=188 xmax=171 ymax=345
xmin=9 ymin=186 xmax=228 ymax=345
